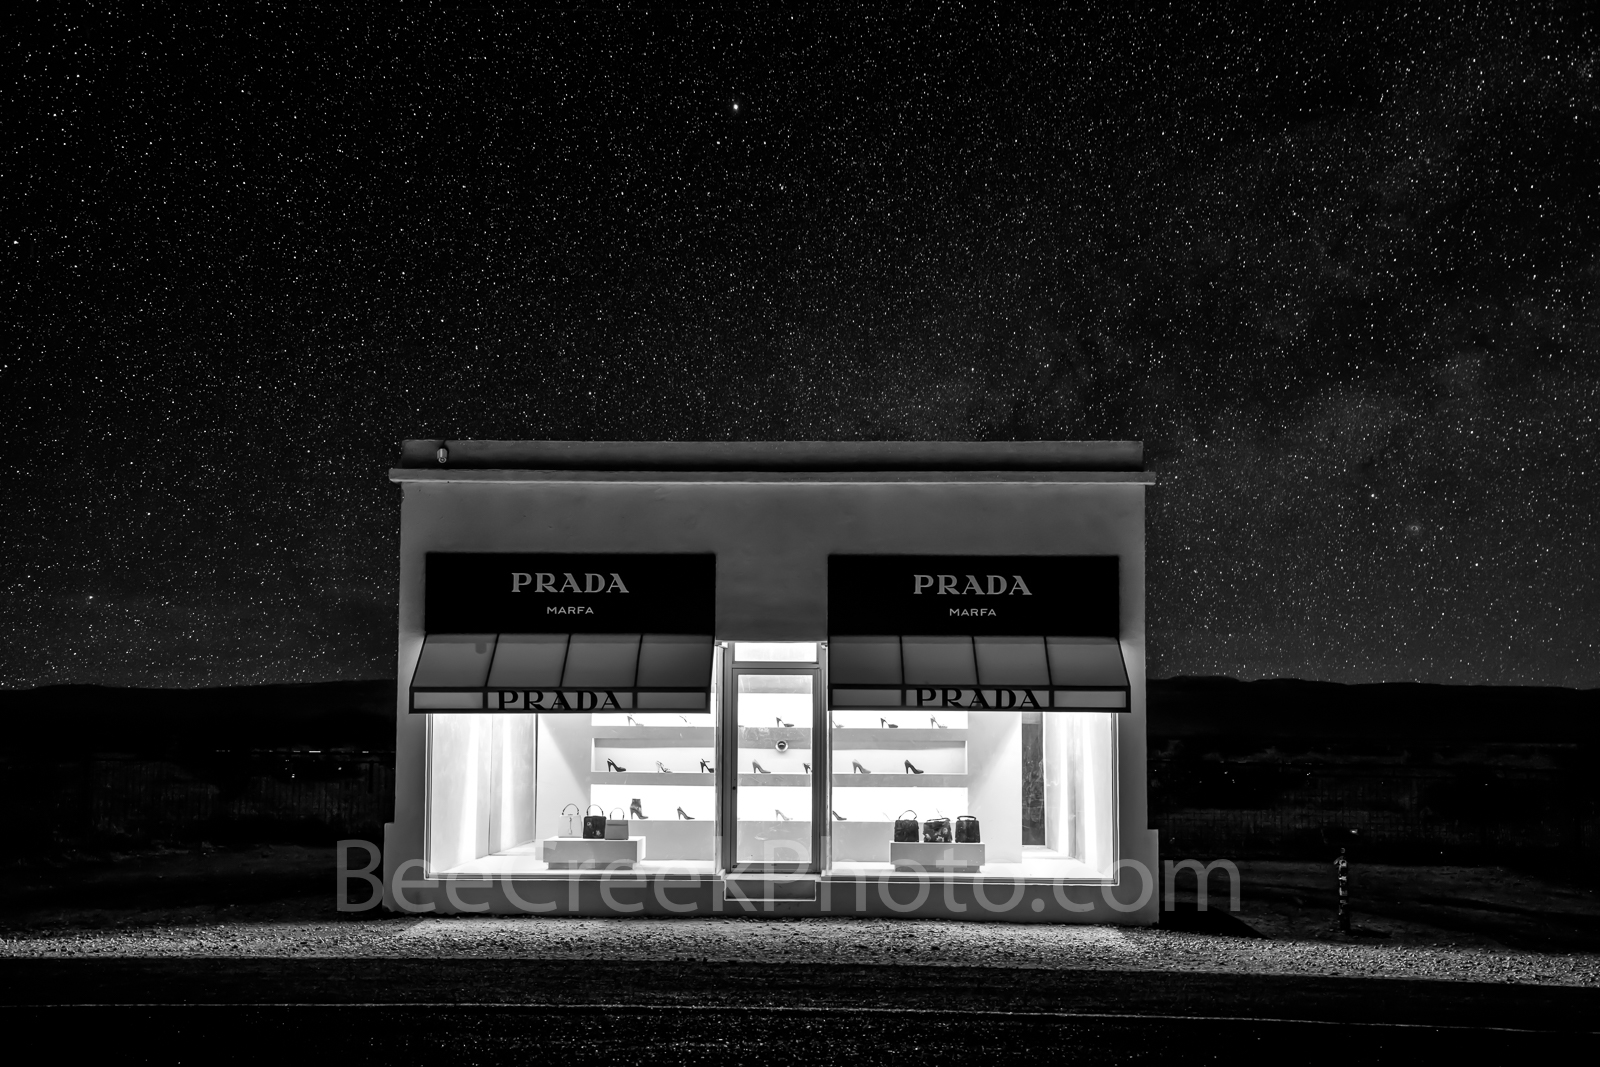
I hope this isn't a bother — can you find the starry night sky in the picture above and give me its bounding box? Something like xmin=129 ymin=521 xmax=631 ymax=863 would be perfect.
xmin=4 ymin=6 xmax=1597 ymax=690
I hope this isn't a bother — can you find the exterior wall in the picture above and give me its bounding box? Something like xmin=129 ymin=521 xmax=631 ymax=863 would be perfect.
xmin=385 ymin=475 xmax=1156 ymax=922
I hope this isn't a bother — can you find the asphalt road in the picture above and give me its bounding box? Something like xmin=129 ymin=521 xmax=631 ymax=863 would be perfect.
xmin=5 ymin=958 xmax=1596 ymax=1062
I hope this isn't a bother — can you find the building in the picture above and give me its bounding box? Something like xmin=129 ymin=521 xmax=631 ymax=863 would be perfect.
xmin=383 ymin=440 xmax=1157 ymax=921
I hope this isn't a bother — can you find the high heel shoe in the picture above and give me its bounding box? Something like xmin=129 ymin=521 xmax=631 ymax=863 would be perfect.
xmin=832 ymin=810 xmax=847 ymax=820
xmin=930 ymin=716 xmax=947 ymax=728
xmin=656 ymin=761 xmax=671 ymax=773
xmin=699 ymin=758 xmax=714 ymax=773
xmin=851 ymin=760 xmax=870 ymax=774
xmin=776 ymin=715 xmax=793 ymax=727
xmin=676 ymin=807 xmax=694 ymax=820
xmin=880 ymin=718 xmax=899 ymax=729
xmin=803 ymin=762 xmax=812 ymax=774
xmin=605 ymin=758 xmax=627 ymax=772
xmin=629 ymin=798 xmax=648 ymax=819
xmin=904 ymin=760 xmax=925 ymax=775
xmin=775 ymin=809 xmax=792 ymax=821
xmin=752 ymin=761 xmax=772 ymax=773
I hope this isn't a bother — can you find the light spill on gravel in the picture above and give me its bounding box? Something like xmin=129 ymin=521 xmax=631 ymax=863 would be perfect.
xmin=3 ymin=916 xmax=1598 ymax=988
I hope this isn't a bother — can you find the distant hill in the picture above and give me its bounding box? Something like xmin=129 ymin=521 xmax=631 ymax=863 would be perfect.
xmin=1148 ymin=677 xmax=1600 ymax=744
xmin=0 ymin=680 xmax=396 ymax=755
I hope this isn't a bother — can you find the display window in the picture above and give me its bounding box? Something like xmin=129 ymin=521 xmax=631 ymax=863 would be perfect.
xmin=727 ymin=644 xmax=821 ymax=872
xmin=417 ymin=553 xmax=719 ymax=878
xmin=826 ymin=675 xmax=1120 ymax=881
xmin=824 ymin=555 xmax=1130 ymax=881
xmin=423 ymin=642 xmax=723 ymax=877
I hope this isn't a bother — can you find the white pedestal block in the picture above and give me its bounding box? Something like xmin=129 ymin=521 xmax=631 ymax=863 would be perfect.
xmin=540 ymin=837 xmax=645 ymax=869
xmin=890 ymin=841 xmax=985 ymax=872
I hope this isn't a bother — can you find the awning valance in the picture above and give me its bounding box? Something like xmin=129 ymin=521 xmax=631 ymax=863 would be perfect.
xmin=409 ymin=633 xmax=713 ymax=713
xmin=828 ymin=635 xmax=1129 ymax=711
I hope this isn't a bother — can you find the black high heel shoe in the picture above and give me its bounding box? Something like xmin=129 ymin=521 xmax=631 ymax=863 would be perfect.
xmin=656 ymin=761 xmax=671 ymax=773
xmin=605 ymin=758 xmax=627 ymax=772
xmin=629 ymin=798 xmax=648 ymax=819
xmin=676 ymin=807 xmax=694 ymax=820
xmin=803 ymin=763 xmax=811 ymax=774
xmin=851 ymin=760 xmax=870 ymax=774
xmin=904 ymin=760 xmax=925 ymax=775
xmin=752 ymin=761 xmax=772 ymax=773
xmin=930 ymin=716 xmax=947 ymax=729
xmin=776 ymin=715 xmax=793 ymax=727
xmin=880 ymin=718 xmax=899 ymax=729
xmin=832 ymin=810 xmax=847 ymax=820
xmin=699 ymin=758 xmax=714 ymax=773
xmin=775 ymin=809 xmax=792 ymax=821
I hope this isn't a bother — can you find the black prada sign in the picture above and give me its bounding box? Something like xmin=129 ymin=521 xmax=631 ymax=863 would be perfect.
xmin=828 ymin=555 xmax=1118 ymax=636
xmin=425 ymin=553 xmax=715 ymax=633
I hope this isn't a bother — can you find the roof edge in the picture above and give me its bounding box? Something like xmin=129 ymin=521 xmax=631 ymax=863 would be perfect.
xmin=398 ymin=440 xmax=1144 ymax=473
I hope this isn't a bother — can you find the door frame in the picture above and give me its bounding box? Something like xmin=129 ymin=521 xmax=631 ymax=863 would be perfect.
xmin=718 ymin=647 xmax=827 ymax=874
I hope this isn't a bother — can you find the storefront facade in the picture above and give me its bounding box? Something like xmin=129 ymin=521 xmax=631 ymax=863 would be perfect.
xmin=383 ymin=440 xmax=1157 ymax=922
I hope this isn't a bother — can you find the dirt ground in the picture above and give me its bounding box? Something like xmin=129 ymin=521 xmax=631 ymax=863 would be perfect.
xmin=5 ymin=846 xmax=1598 ymax=954
xmin=4 ymin=848 xmax=1599 ymax=1056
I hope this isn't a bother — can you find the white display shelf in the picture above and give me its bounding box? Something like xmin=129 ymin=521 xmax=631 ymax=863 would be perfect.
xmin=589 ymin=772 xmax=716 ymax=786
xmin=830 ymin=728 xmax=967 ymax=742
xmin=736 ymin=727 xmax=812 ymax=743
xmin=591 ymin=726 xmax=715 ymax=741
xmin=831 ymin=773 xmax=966 ymax=788
xmin=541 ymin=836 xmax=644 ymax=869
xmin=891 ymin=841 xmax=985 ymax=872
xmin=736 ymin=773 xmax=811 ymax=787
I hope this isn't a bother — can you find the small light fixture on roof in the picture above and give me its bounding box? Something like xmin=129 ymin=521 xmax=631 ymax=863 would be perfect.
xmin=436 ymin=442 xmax=449 ymax=465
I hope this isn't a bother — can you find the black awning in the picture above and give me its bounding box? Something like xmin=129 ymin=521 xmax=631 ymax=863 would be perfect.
xmin=409 ymin=632 xmax=713 ymax=713
xmin=827 ymin=635 xmax=1129 ymax=711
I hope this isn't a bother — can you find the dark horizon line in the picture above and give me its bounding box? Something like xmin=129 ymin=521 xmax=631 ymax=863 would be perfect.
xmin=2 ymin=674 xmax=1596 ymax=696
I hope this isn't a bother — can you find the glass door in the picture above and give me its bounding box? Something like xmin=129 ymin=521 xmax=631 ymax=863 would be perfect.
xmin=722 ymin=644 xmax=822 ymax=873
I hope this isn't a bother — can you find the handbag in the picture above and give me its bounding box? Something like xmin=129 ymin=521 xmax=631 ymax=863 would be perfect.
xmin=893 ymin=810 xmax=919 ymax=843
xmin=605 ymin=807 xmax=629 ymax=840
xmin=560 ymin=803 xmax=581 ymax=838
xmin=955 ymin=815 xmax=981 ymax=843
xmin=582 ymin=804 xmax=607 ymax=839
xmin=923 ymin=816 xmax=952 ymax=843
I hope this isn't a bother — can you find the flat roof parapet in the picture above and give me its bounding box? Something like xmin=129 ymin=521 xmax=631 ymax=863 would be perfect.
xmin=397 ymin=440 xmax=1144 ymax=473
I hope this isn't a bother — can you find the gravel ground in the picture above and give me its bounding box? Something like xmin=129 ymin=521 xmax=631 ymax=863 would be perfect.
xmin=5 ymin=913 xmax=1597 ymax=989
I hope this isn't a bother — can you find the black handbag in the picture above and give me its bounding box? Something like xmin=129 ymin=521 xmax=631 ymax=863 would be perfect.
xmin=582 ymin=804 xmax=607 ymax=839
xmin=955 ymin=815 xmax=981 ymax=843
xmin=923 ymin=816 xmax=952 ymax=843
xmin=893 ymin=810 xmax=919 ymax=842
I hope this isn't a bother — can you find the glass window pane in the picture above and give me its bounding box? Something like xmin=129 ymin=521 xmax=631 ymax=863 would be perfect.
xmin=485 ymin=634 xmax=568 ymax=689
xmin=636 ymin=634 xmax=715 ymax=688
xmin=426 ymin=644 xmax=725 ymax=878
xmin=561 ymin=633 xmax=641 ymax=687
xmin=827 ymin=698 xmax=1118 ymax=881
xmin=974 ymin=636 xmax=1050 ymax=687
xmin=734 ymin=672 xmax=813 ymax=865
xmin=900 ymin=635 xmax=977 ymax=686
xmin=1045 ymin=636 xmax=1128 ymax=687
xmin=734 ymin=641 xmax=818 ymax=663
xmin=412 ymin=634 xmax=496 ymax=687
xmin=827 ymin=635 xmax=902 ymax=684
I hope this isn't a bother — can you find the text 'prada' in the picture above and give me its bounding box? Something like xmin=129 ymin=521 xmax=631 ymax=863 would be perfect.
xmin=913 ymin=574 xmax=1033 ymax=595
xmin=511 ymin=572 xmax=629 ymax=594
